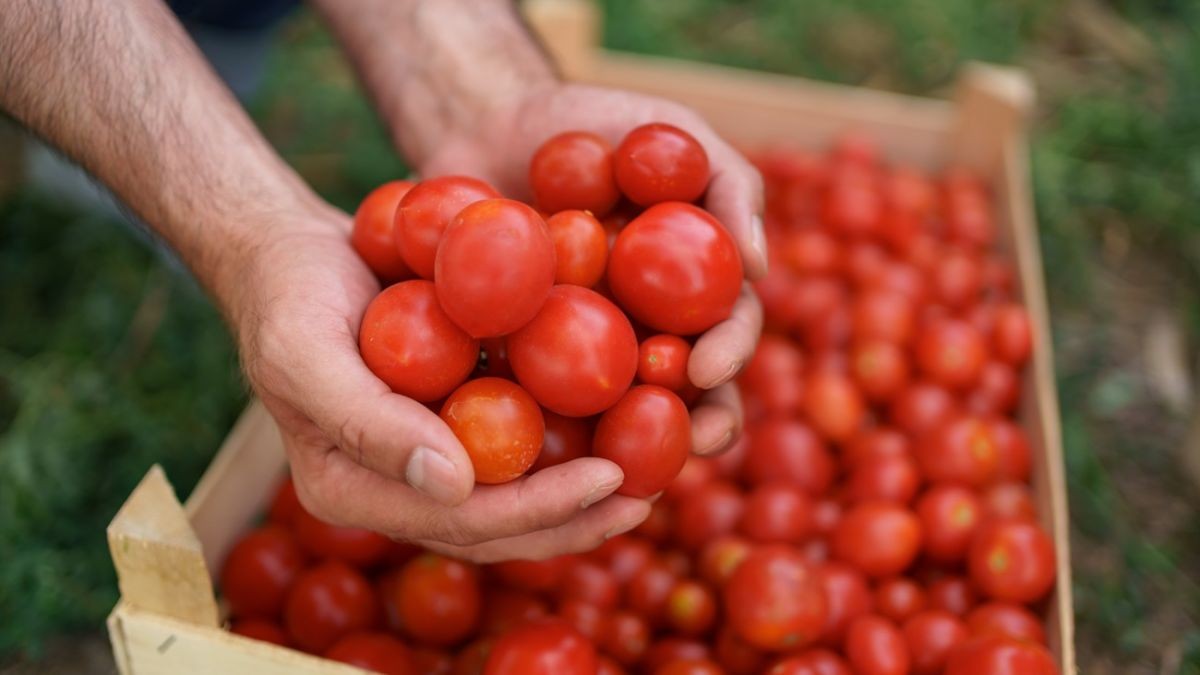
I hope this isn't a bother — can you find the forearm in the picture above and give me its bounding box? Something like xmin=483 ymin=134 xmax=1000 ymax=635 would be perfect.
xmin=311 ymin=0 xmax=558 ymax=169
xmin=0 ymin=0 xmax=325 ymax=319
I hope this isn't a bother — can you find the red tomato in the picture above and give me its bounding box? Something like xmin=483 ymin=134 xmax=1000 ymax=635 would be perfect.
xmin=926 ymin=575 xmax=976 ymax=617
xmin=917 ymin=415 xmax=1000 ymax=487
xmin=916 ymin=485 xmax=983 ymax=563
xmin=832 ymin=502 xmax=922 ymax=578
xmin=325 ymin=632 xmax=415 ymax=675
xmin=844 ymin=615 xmax=909 ymax=675
xmin=813 ymin=499 xmax=844 ymax=536
xmin=665 ymin=579 xmax=718 ymax=636
xmin=352 ymin=180 xmax=415 ymax=282
xmin=981 ymin=482 xmax=1039 ymax=522
xmin=530 ymin=412 xmax=591 ymax=472
xmin=591 ymin=536 xmax=654 ymax=584
xmin=440 ymin=377 xmax=544 ymax=484
xmin=867 ymin=262 xmax=928 ymax=304
xmin=845 ymin=453 xmax=920 ymax=504
xmin=755 ymin=265 xmax=807 ymax=333
xmin=916 ymin=319 xmax=987 ymax=390
xmin=293 ymin=509 xmax=390 ymax=568
xmin=561 ymin=559 xmax=620 ymax=609
xmin=816 ymin=561 xmax=874 ymax=645
xmin=739 ymin=335 xmax=805 ymax=417
xmin=643 ymin=639 xmax=712 ymax=674
xmin=844 ymin=241 xmax=890 ymax=288
xmin=967 ymin=361 xmax=1019 ymax=415
xmin=930 ymin=249 xmax=983 ymax=309
xmin=852 ymin=290 xmax=915 ymax=345
xmin=593 ymin=385 xmax=690 ymax=497
xmin=992 ymin=303 xmax=1032 ymax=366
xmin=386 ymin=554 xmax=480 ymax=647
xmin=637 ymin=334 xmax=693 ymax=393
xmin=792 ymin=276 xmax=850 ymax=325
xmin=411 ymin=647 xmax=452 ymax=675
xmin=634 ymin=499 xmax=675 ymax=543
xmin=484 ymin=619 xmax=597 ymax=675
xmin=743 ymin=419 xmax=834 ymax=494
xmin=434 ymin=199 xmax=555 ymax=337
xmin=767 ymin=649 xmax=852 ymax=675
xmin=491 ymin=556 xmax=571 ymax=594
xmin=359 ymin=280 xmax=479 ymax=402
xmin=221 ymin=525 xmax=306 ymax=618
xmin=600 ymin=610 xmax=651 ymax=666
xmin=697 ymin=535 xmax=753 ymax=588
xmin=725 ymin=545 xmax=827 ymax=651
xmin=873 ymin=577 xmax=927 ymax=623
xmin=968 ymin=519 xmax=1056 ymax=603
xmin=395 ymin=176 xmax=499 ymax=279
xmin=665 ymin=455 xmax=720 ymax=503
xmin=800 ymin=304 xmax=852 ymax=352
xmin=715 ymin=626 xmax=768 ymax=675
xmin=981 ymin=256 xmax=1014 ymax=298
xmin=529 ymin=132 xmax=620 ymax=216
xmin=559 ymin=599 xmax=604 ymax=642
xmin=614 ymin=123 xmax=710 ymax=206
xmin=843 ymin=428 xmax=910 ymax=471
xmin=803 ymin=373 xmax=865 ymax=443
xmin=480 ymin=589 xmax=549 ymax=636
xmin=966 ymin=602 xmax=1046 ymax=644
xmin=890 ymin=381 xmax=958 ymax=436
xmin=608 ymin=202 xmax=743 ymax=335
xmin=783 ymin=228 xmax=842 ymax=276
xmin=946 ymin=193 xmax=995 ymax=250
xmin=267 ymin=475 xmax=302 ymax=528
xmin=597 ymin=655 xmax=627 ymax=675
xmin=824 ymin=173 xmax=883 ymax=239
xmin=851 ymin=340 xmax=910 ymax=402
xmin=451 ymin=639 xmax=492 ymax=675
xmin=626 ymin=562 xmax=679 ymax=625
xmin=546 ymin=210 xmax=609 ymax=288
xmin=284 ymin=561 xmax=379 ymax=653
xmin=944 ymin=636 xmax=1058 ymax=675
xmin=230 ymin=618 xmax=289 ymax=647
xmin=902 ymin=610 xmax=969 ymax=675
xmin=739 ymin=483 xmax=815 ymax=543
xmin=674 ymin=481 xmax=746 ymax=551
xmin=655 ymin=659 xmax=724 ymax=675
xmin=508 ymin=285 xmax=638 ymax=416
xmin=990 ymin=417 xmax=1032 ymax=482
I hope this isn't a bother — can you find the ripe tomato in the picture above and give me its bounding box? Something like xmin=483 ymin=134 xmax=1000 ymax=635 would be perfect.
xmin=561 ymin=559 xmax=621 ymax=609
xmin=665 ymin=579 xmax=718 ymax=636
xmin=359 ymin=280 xmax=479 ymax=402
xmin=823 ymin=172 xmax=882 ymax=239
xmin=597 ymin=655 xmax=628 ymax=675
xmin=491 ymin=556 xmax=571 ymax=594
xmin=845 ymin=453 xmax=920 ymax=504
xmin=481 ymin=589 xmax=549 ymax=636
xmin=966 ymin=602 xmax=1046 ymax=644
xmin=767 ymin=649 xmax=852 ymax=675
xmin=792 ymin=276 xmax=850 ymax=325
xmin=626 ymin=562 xmax=679 ymax=625
xmin=591 ymin=536 xmax=654 ymax=584
xmin=916 ymin=485 xmax=983 ymax=563
xmin=614 ymin=123 xmax=710 ymax=206
xmin=844 ymin=615 xmax=909 ymax=675
xmin=352 ymin=180 xmax=415 ymax=282
xmin=452 ymin=639 xmax=492 ymax=675
xmin=813 ymin=498 xmax=844 ymax=536
xmin=284 ymin=561 xmax=380 ymax=653
xmin=637 ymin=334 xmax=693 ymax=393
xmin=743 ymin=419 xmax=834 ymax=494
xmin=926 ymin=575 xmax=976 ymax=617
xmin=816 ymin=561 xmax=873 ymax=645
xmin=968 ymin=519 xmax=1056 ymax=603
xmin=600 ymin=610 xmax=651 ymax=666
xmin=665 ymin=456 xmax=719 ymax=503
xmin=966 ymin=360 xmax=1019 ymax=415
xmin=324 ymin=632 xmax=415 ymax=675
xmin=508 ymin=285 xmax=638 ymax=416
xmin=385 ymin=553 xmax=480 ymax=646
xmin=655 ymin=659 xmax=724 ymax=675
xmin=783 ymin=228 xmax=842 ymax=276
xmin=852 ymin=290 xmax=915 ymax=345
xmin=800 ymin=304 xmax=852 ymax=352
xmin=674 ymin=481 xmax=746 ymax=551
xmin=890 ymin=381 xmax=958 ymax=436
xmin=220 ymin=525 xmax=306 ymax=618
xmin=873 ymin=577 xmax=927 ymax=623
xmin=917 ymin=415 xmax=1000 ymax=487
xmin=440 ymin=377 xmax=544 ymax=484
xmin=867 ymin=261 xmax=928 ymax=304
xmin=802 ymin=372 xmax=865 ymax=443
xmin=990 ymin=417 xmax=1032 ymax=482
xmin=944 ymin=636 xmax=1058 ymax=675
xmin=832 ymin=502 xmax=921 ymax=578
xmin=608 ymin=202 xmax=743 ymax=335
xmin=593 ymin=385 xmax=690 ymax=497
xmin=530 ymin=411 xmax=591 ymax=472
xmin=484 ymin=619 xmax=597 ymax=675
xmin=529 ymin=131 xmax=620 ymax=216
xmin=725 ymin=545 xmax=827 ymax=651
xmin=981 ymin=482 xmax=1038 ymax=522
xmin=739 ymin=483 xmax=814 ymax=543
xmin=851 ymin=340 xmax=910 ymax=402
xmin=267 ymin=475 xmax=302 ymax=527
xmin=697 ymin=535 xmax=753 ymax=588
xmin=930 ymin=249 xmax=983 ymax=309
xmin=902 ymin=610 xmax=968 ymax=675
xmin=945 ymin=193 xmax=995 ymax=250
xmin=634 ymin=499 xmax=674 ymax=543
xmin=395 ymin=175 xmax=499 ymax=279
xmin=230 ymin=618 xmax=289 ymax=647
xmin=916 ymin=319 xmax=987 ymax=389
xmin=546 ymin=210 xmax=609 ymax=288
xmin=715 ymin=625 xmax=768 ymax=675
xmin=293 ymin=508 xmax=390 ymax=568
xmin=992 ymin=303 xmax=1032 ymax=366
xmin=739 ymin=335 xmax=805 ymax=417
xmin=643 ymin=639 xmax=712 ymax=674
xmin=843 ymin=428 xmax=910 ymax=471
xmin=434 ymin=199 xmax=555 ymax=337
xmin=844 ymin=241 xmax=890 ymax=287
xmin=559 ymin=599 xmax=605 ymax=642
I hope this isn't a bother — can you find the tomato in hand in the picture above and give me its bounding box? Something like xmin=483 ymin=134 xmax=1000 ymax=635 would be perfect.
xmin=293 ymin=508 xmax=391 ymax=568
xmin=220 ymin=525 xmax=306 ymax=619
xmin=725 ymin=545 xmax=827 ymax=651
xmin=916 ymin=485 xmax=982 ymax=563
xmin=593 ymin=385 xmax=690 ymax=498
xmin=743 ymin=419 xmax=835 ymax=495
xmin=739 ymin=483 xmax=814 ymax=543
xmin=637 ymin=334 xmax=693 ymax=393
xmin=832 ymin=501 xmax=921 ymax=578
xmin=968 ymin=519 xmax=1056 ymax=604
xmin=844 ymin=615 xmax=909 ymax=675
xmin=395 ymin=175 xmax=500 ymax=279
xmin=614 ymin=123 xmax=710 ymax=206
xmin=902 ymin=610 xmax=968 ymax=675
xmin=608 ymin=202 xmax=743 ymax=335
xmin=324 ymin=632 xmax=416 ymax=675
xmin=440 ymin=377 xmax=544 ymax=484
xmin=529 ymin=131 xmax=621 ymax=216
xmin=665 ymin=579 xmax=718 ymax=637
xmin=284 ymin=561 xmax=380 ymax=653
xmin=352 ymin=180 xmax=415 ymax=282
xmin=530 ymin=411 xmax=591 ymax=472
xmin=484 ymin=618 xmax=597 ymax=675
xmin=230 ymin=618 xmax=290 ymax=647
xmin=508 ymin=285 xmax=638 ymax=416
xmin=966 ymin=602 xmax=1046 ymax=644
xmin=546 ymin=210 xmax=609 ymax=288
xmin=944 ymin=636 xmax=1058 ymax=675
xmin=385 ymin=553 xmax=481 ymax=647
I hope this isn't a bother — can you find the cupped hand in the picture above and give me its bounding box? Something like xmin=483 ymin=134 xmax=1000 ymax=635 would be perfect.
xmin=420 ymin=82 xmax=766 ymax=456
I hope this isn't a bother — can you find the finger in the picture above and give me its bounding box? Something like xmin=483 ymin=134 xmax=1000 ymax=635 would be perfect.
xmin=416 ymin=495 xmax=652 ymax=563
xmin=688 ymin=282 xmax=763 ymax=389
xmin=702 ymin=142 xmax=767 ymax=281
xmin=690 ymin=382 xmax=745 ymax=456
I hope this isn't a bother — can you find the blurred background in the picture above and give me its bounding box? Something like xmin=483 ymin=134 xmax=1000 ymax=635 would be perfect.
xmin=1 ymin=0 xmax=1198 ymax=673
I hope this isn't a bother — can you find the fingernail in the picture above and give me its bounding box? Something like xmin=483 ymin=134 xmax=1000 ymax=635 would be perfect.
xmin=750 ymin=214 xmax=767 ymax=267
xmin=697 ymin=430 xmax=734 ymax=456
xmin=581 ymin=475 xmax=623 ymax=509
xmin=405 ymin=445 xmax=462 ymax=505
xmin=704 ymin=359 xmax=742 ymax=389
xmin=605 ymin=512 xmax=649 ymax=540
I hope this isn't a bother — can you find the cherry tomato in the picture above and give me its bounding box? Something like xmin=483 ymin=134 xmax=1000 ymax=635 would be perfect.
xmin=665 ymin=455 xmax=720 ymax=503
xmin=803 ymin=372 xmax=865 ymax=443
xmin=561 ymin=559 xmax=620 ymax=609
xmin=767 ymin=649 xmax=852 ymax=675
xmin=614 ymin=123 xmax=710 ymax=206
xmin=842 ymin=428 xmax=910 ymax=471
xmin=946 ymin=192 xmax=995 ymax=250
xmin=491 ymin=556 xmax=571 ymax=594
xmin=655 ymin=659 xmax=724 ymax=675
xmin=451 ymin=639 xmax=492 ymax=675
xmin=637 ymin=334 xmax=693 ymax=393
xmin=351 ymin=180 xmax=415 ymax=282
xmin=944 ymin=636 xmax=1058 ymax=675
xmin=675 ymin=481 xmax=746 ymax=551
xmin=966 ymin=360 xmax=1019 ymax=415
xmin=267 ymin=475 xmax=302 ymax=527
xmin=608 ymin=202 xmax=742 ymax=335
xmin=643 ymin=639 xmax=713 ymax=674
xmin=395 ymin=176 xmax=500 ymax=279
xmin=284 ymin=561 xmax=379 ymax=653
xmin=890 ymin=381 xmax=958 ymax=436
xmin=844 ymin=241 xmax=890 ymax=288
xmin=926 ymin=575 xmax=977 ymax=617
xmin=558 ymin=599 xmax=604 ymax=642
xmin=634 ymin=499 xmax=675 ymax=543
xmin=359 ymin=280 xmax=479 ymax=402
xmin=844 ymin=615 xmax=909 ymax=675
xmin=902 ymin=610 xmax=969 ymax=675
xmin=220 ymin=525 xmax=306 ymax=619
xmin=591 ymin=536 xmax=654 ymax=584
xmin=823 ymin=172 xmax=882 ymax=240
xmin=386 ymin=553 xmax=480 ymax=647
xmin=992 ymin=303 xmax=1032 ymax=366
xmin=484 ymin=619 xmax=597 ymax=675
xmin=916 ymin=485 xmax=982 ymax=563
xmin=739 ymin=335 xmax=805 ymax=417
xmin=546 ymin=210 xmax=609 ymax=288
xmin=783 ymin=228 xmax=842 ymax=276
xmin=530 ymin=411 xmax=592 ymax=472
xmin=867 ymin=261 xmax=928 ymax=304
xmin=739 ymin=483 xmax=814 ymax=543
xmin=874 ymin=577 xmax=927 ymax=623
xmin=833 ymin=502 xmax=921 ymax=578
xmin=665 ymin=579 xmax=718 ymax=636
xmin=968 ymin=519 xmax=1056 ymax=603
xmin=597 ymin=655 xmax=627 ymax=675
xmin=845 ymin=453 xmax=920 ymax=504
xmin=930 ymin=249 xmax=983 ymax=309
xmin=917 ymin=414 xmax=1000 ymax=487
xmin=480 ymin=589 xmax=549 ymax=636
xmin=715 ymin=625 xmax=769 ymax=675
xmin=508 ymin=285 xmax=638 ymax=416
xmin=816 ymin=561 xmax=873 ymax=645
xmin=325 ymin=632 xmax=415 ymax=675
xmin=697 ymin=535 xmax=753 ymax=588
xmin=440 ymin=377 xmax=544 ymax=484
xmin=626 ymin=562 xmax=679 ymax=625
xmin=852 ymin=290 xmax=915 ymax=345
xmin=725 ymin=545 xmax=827 ymax=651
xmin=851 ymin=340 xmax=910 ymax=402
xmin=981 ymin=482 xmax=1038 ymax=522
xmin=529 ymin=131 xmax=621 ymax=216
xmin=293 ymin=509 xmax=390 ymax=569
xmin=230 ymin=618 xmax=289 ymax=647
xmin=916 ymin=319 xmax=986 ymax=390
xmin=600 ymin=610 xmax=651 ymax=666
xmin=990 ymin=417 xmax=1032 ymax=482
xmin=743 ymin=419 xmax=834 ymax=494
xmin=966 ymin=602 xmax=1046 ymax=644
xmin=593 ymin=385 xmax=690 ymax=498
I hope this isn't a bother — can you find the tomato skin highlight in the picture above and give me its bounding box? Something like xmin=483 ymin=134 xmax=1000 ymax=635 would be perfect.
xmin=440 ymin=377 xmax=545 ymax=484
xmin=945 ymin=636 xmax=1059 ymax=675
xmin=530 ymin=131 xmax=621 ymax=217
xmin=395 ymin=175 xmax=500 ymax=280
xmin=844 ymin=614 xmax=910 ymax=675
xmin=484 ymin=618 xmax=598 ymax=675
xmin=593 ymin=385 xmax=691 ymax=498
xmin=352 ymin=180 xmax=415 ymax=282
xmin=614 ymin=123 xmax=710 ymax=206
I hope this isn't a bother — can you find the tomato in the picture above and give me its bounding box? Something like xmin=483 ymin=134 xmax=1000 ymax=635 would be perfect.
xmin=557 ymin=599 xmax=604 ymax=642
xmin=981 ymin=257 xmax=1015 ymax=298
xmin=491 ymin=556 xmax=571 ymax=594
xmin=844 ymin=615 xmax=909 ymax=675
xmin=802 ymin=373 xmax=865 ymax=443
xmin=813 ymin=498 xmax=843 ymax=536
xmin=944 ymin=636 xmax=1058 ymax=675
xmin=284 ymin=561 xmax=379 ymax=653
xmin=917 ymin=415 xmax=1000 ymax=487
xmin=351 ymin=180 xmax=415 ymax=282
xmin=359 ymin=280 xmax=479 ymax=402
xmin=325 ymin=632 xmax=416 ymax=675
xmin=508 ymin=285 xmax=638 ymax=416
xmin=739 ymin=335 xmax=805 ymax=417
xmin=662 ymin=549 xmax=694 ymax=578
xmin=945 ymin=190 xmax=995 ymax=250
xmin=816 ymin=561 xmax=873 ymax=645
xmin=930 ymin=249 xmax=983 ymax=309
xmin=530 ymin=412 xmax=591 ymax=472
xmin=637 ymin=334 xmax=693 ymax=393
xmin=981 ymin=482 xmax=1038 ymax=522
xmin=990 ymin=417 xmax=1032 ymax=482
xmin=643 ymin=639 xmax=712 ymax=674
xmin=481 ymin=589 xmax=549 ymax=636
xmin=823 ymin=172 xmax=882 ymax=239
xmin=767 ymin=649 xmax=852 ymax=675
xmin=846 ymin=452 xmax=920 ymax=505
xmin=992 ymin=304 xmax=1032 ymax=366
xmin=715 ymin=625 xmax=769 ymax=675
xmin=850 ymin=340 xmax=910 ymax=402
xmin=529 ymin=131 xmax=620 ymax=216
xmin=591 ymin=536 xmax=655 ymax=584
xmin=916 ymin=319 xmax=987 ymax=389
xmin=293 ymin=509 xmax=390 ymax=568
xmin=614 ymin=123 xmax=710 ymax=206
xmin=844 ymin=241 xmax=890 ymax=288
xmin=966 ymin=602 xmax=1046 ymax=644
xmin=801 ymin=304 xmax=852 ymax=352
xmin=655 ymin=659 xmax=724 ymax=675
xmin=600 ymin=610 xmax=651 ymax=666
xmin=783 ymin=228 xmax=842 ymax=276
xmin=739 ymin=483 xmax=814 ymax=543
xmin=395 ymin=176 xmax=500 ymax=279
xmin=230 ymin=618 xmax=289 ymax=647
xmin=852 ymin=290 xmax=915 ymax=345
xmin=966 ymin=361 xmax=1019 ymax=415
xmin=926 ymin=575 xmax=976 ymax=616
xmin=868 ymin=262 xmax=928 ymax=304
xmin=842 ymin=428 xmax=909 ymax=471
xmin=874 ymin=577 xmax=927 ymax=623
xmin=451 ymin=639 xmax=492 ymax=675
xmin=665 ymin=456 xmax=720 ymax=503
xmin=674 ymin=481 xmax=746 ymax=551
xmin=725 ymin=545 xmax=827 ymax=651
xmin=608 ymin=202 xmax=743 ymax=335
xmin=902 ymin=610 xmax=968 ymax=675
xmin=546 ymin=210 xmax=609 ymax=288
xmin=386 ymin=554 xmax=480 ymax=647
xmin=833 ymin=502 xmax=921 ymax=578
xmin=477 ymin=337 xmax=513 ymax=379
xmin=484 ymin=619 xmax=597 ymax=675
xmin=792 ymin=276 xmax=849 ymax=325
xmin=220 ymin=525 xmax=306 ymax=618
xmin=697 ymin=535 xmax=753 ymax=588
xmin=593 ymin=385 xmax=690 ymax=498
xmin=268 ymin=476 xmax=302 ymax=527
xmin=743 ymin=419 xmax=835 ymax=495
xmin=916 ymin=485 xmax=982 ymax=563
xmin=440 ymin=377 xmax=544 ymax=484
xmin=634 ymin=499 xmax=675 ymax=543
xmin=968 ymin=519 xmax=1056 ymax=603
xmin=626 ymin=562 xmax=679 ymax=625
xmin=561 ymin=559 xmax=620 ymax=609
xmin=665 ymin=579 xmax=718 ymax=636
xmin=755 ymin=266 xmax=807 ymax=333
xmin=890 ymin=381 xmax=958 ymax=436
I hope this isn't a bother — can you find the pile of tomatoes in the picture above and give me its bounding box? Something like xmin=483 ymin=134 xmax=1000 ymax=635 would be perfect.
xmin=353 ymin=123 xmax=742 ymax=492
xmin=220 ymin=132 xmax=1060 ymax=675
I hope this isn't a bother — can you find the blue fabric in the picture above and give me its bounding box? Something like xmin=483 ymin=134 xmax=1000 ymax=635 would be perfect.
xmin=168 ymin=0 xmax=300 ymax=31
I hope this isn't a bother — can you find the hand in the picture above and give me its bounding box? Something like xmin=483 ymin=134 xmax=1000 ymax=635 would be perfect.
xmin=419 ymin=82 xmax=767 ymax=456
xmin=235 ymin=203 xmax=650 ymax=562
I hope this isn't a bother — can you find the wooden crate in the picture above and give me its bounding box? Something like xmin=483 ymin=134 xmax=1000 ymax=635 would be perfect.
xmin=105 ymin=1 xmax=1075 ymax=672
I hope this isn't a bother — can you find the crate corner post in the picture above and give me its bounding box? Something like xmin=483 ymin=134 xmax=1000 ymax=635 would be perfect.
xmin=523 ymin=0 xmax=601 ymax=79
xmin=950 ymin=62 xmax=1036 ymax=173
